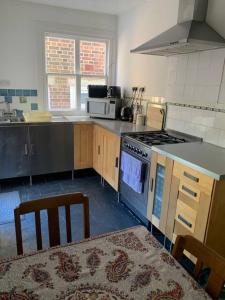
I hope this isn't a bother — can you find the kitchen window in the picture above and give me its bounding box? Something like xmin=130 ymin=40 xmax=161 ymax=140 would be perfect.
xmin=45 ymin=34 xmax=108 ymax=112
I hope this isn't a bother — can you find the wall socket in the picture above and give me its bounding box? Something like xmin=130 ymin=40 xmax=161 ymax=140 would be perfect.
xmin=19 ymin=96 xmax=27 ymax=103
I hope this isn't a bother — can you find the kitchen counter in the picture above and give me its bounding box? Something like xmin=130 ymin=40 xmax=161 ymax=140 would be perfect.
xmin=152 ymin=142 xmax=225 ymax=180
xmin=0 ymin=116 xmax=158 ymax=136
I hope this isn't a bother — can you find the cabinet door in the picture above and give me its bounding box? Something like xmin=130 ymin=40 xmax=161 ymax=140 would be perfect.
xmin=29 ymin=124 xmax=73 ymax=176
xmin=147 ymin=152 xmax=173 ymax=234
xmin=74 ymin=124 xmax=93 ymax=170
xmin=0 ymin=126 xmax=29 ymax=179
xmin=102 ymin=129 xmax=120 ymax=191
xmin=93 ymin=125 xmax=104 ymax=175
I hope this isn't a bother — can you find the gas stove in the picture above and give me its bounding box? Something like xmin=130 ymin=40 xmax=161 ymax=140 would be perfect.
xmin=122 ymin=130 xmax=200 ymax=161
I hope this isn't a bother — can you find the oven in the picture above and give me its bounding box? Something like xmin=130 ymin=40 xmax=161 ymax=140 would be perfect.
xmin=119 ymin=136 xmax=151 ymax=225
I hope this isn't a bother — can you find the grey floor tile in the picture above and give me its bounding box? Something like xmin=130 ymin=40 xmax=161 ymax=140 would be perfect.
xmin=0 ymin=173 xmax=139 ymax=258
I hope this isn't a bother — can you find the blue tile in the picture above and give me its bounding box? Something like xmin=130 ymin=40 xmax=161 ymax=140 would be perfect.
xmin=0 ymin=89 xmax=8 ymax=96
xmin=5 ymin=96 xmax=12 ymax=103
xmin=15 ymin=109 xmax=23 ymax=118
xmin=31 ymin=90 xmax=38 ymax=97
xmin=16 ymin=89 xmax=23 ymax=96
xmin=31 ymin=103 xmax=38 ymax=110
xmin=23 ymin=89 xmax=30 ymax=97
xmin=8 ymin=89 xmax=15 ymax=96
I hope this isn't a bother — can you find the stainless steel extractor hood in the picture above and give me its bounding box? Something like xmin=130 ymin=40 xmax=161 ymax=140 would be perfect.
xmin=131 ymin=0 xmax=225 ymax=56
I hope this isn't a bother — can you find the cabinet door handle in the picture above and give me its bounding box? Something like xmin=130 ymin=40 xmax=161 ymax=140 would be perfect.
xmin=178 ymin=214 xmax=192 ymax=228
xmin=98 ymin=145 xmax=100 ymax=155
xmin=181 ymin=185 xmax=197 ymax=198
xmin=24 ymin=144 xmax=28 ymax=155
xmin=150 ymin=178 xmax=154 ymax=192
xmin=115 ymin=157 xmax=119 ymax=168
xmin=183 ymin=171 xmax=199 ymax=183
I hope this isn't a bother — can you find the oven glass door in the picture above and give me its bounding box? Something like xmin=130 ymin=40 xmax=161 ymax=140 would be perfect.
xmin=119 ymin=149 xmax=150 ymax=219
xmin=88 ymin=101 xmax=107 ymax=115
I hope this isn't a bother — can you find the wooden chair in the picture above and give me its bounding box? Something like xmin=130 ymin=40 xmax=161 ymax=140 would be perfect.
xmin=172 ymin=235 xmax=225 ymax=300
xmin=14 ymin=192 xmax=90 ymax=255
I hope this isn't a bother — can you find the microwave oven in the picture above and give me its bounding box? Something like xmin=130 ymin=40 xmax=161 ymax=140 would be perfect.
xmin=86 ymin=98 xmax=121 ymax=119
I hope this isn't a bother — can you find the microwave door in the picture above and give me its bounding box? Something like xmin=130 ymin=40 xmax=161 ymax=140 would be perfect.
xmin=88 ymin=101 xmax=107 ymax=115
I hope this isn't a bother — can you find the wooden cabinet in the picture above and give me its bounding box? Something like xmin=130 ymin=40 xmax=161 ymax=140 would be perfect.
xmin=166 ymin=160 xmax=225 ymax=260
xmin=147 ymin=152 xmax=173 ymax=234
xmin=93 ymin=125 xmax=120 ymax=191
xmin=74 ymin=124 xmax=93 ymax=170
xmin=102 ymin=129 xmax=120 ymax=191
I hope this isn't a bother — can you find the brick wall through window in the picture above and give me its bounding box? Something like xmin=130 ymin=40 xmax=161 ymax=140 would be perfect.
xmin=45 ymin=36 xmax=107 ymax=110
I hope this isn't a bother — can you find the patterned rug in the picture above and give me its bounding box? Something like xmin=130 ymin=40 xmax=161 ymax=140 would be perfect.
xmin=0 ymin=191 xmax=20 ymax=225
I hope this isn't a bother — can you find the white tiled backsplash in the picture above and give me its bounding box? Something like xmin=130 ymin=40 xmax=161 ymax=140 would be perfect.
xmin=166 ymin=104 xmax=225 ymax=148
xmin=166 ymin=49 xmax=225 ymax=105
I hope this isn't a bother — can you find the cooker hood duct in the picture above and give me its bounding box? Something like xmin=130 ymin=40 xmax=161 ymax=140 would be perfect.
xmin=131 ymin=0 xmax=225 ymax=56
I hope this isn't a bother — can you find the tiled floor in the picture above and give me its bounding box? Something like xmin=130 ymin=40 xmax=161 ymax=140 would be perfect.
xmin=0 ymin=171 xmax=140 ymax=258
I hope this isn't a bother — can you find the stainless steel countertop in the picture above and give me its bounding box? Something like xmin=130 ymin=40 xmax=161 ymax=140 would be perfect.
xmin=0 ymin=116 xmax=158 ymax=136
xmin=152 ymin=142 xmax=225 ymax=180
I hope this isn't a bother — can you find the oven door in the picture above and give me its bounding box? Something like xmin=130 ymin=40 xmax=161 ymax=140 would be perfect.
xmin=119 ymin=149 xmax=150 ymax=222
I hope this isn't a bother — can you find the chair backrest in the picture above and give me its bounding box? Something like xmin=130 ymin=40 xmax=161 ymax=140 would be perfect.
xmin=14 ymin=192 xmax=90 ymax=255
xmin=172 ymin=235 xmax=225 ymax=300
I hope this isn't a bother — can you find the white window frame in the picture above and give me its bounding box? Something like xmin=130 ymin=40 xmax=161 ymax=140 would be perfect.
xmin=44 ymin=33 xmax=109 ymax=113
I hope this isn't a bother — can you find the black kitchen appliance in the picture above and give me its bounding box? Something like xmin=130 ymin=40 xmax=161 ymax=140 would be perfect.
xmin=88 ymin=85 xmax=107 ymax=98
xmin=107 ymin=86 xmax=121 ymax=99
xmin=119 ymin=130 xmax=201 ymax=225
xmin=120 ymin=106 xmax=132 ymax=121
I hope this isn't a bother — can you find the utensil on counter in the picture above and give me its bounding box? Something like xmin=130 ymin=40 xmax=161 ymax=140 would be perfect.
xmin=120 ymin=87 xmax=138 ymax=121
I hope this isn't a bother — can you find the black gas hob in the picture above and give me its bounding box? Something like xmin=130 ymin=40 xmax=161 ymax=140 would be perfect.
xmin=122 ymin=130 xmax=201 ymax=161
xmin=128 ymin=132 xmax=186 ymax=146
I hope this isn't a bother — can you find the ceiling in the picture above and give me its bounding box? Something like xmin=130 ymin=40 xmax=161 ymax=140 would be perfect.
xmin=19 ymin=0 xmax=147 ymax=15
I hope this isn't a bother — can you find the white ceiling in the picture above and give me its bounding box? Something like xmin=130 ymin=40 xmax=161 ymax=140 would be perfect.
xmin=19 ymin=0 xmax=147 ymax=15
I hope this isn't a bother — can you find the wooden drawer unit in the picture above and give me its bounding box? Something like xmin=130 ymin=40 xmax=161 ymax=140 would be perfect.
xmin=166 ymin=158 xmax=225 ymax=261
xmin=175 ymin=200 xmax=197 ymax=234
xmin=173 ymin=161 xmax=214 ymax=195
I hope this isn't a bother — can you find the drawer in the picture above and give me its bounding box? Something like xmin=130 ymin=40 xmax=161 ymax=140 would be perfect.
xmin=178 ymin=180 xmax=200 ymax=202
xmin=175 ymin=200 xmax=197 ymax=233
xmin=173 ymin=161 xmax=214 ymax=195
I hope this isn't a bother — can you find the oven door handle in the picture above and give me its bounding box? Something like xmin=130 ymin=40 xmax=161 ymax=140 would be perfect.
xmin=140 ymin=163 xmax=147 ymax=183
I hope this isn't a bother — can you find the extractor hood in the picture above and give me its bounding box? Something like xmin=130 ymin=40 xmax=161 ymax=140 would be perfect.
xmin=131 ymin=0 xmax=225 ymax=56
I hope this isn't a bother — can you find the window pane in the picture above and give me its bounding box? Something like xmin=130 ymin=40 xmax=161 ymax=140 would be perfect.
xmin=80 ymin=41 xmax=106 ymax=76
xmin=80 ymin=77 xmax=106 ymax=110
xmin=47 ymin=75 xmax=76 ymax=110
xmin=45 ymin=37 xmax=75 ymax=74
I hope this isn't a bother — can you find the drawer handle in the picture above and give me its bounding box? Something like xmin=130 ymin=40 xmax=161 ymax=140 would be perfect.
xmin=183 ymin=171 xmax=199 ymax=183
xmin=178 ymin=214 xmax=192 ymax=228
xmin=98 ymin=145 xmax=100 ymax=155
xmin=181 ymin=185 xmax=197 ymax=198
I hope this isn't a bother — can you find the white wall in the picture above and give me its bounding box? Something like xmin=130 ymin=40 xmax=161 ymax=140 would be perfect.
xmin=116 ymin=0 xmax=179 ymax=97
xmin=165 ymin=0 xmax=225 ymax=148
xmin=0 ymin=0 xmax=117 ymax=112
xmin=165 ymin=0 xmax=225 ymax=106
